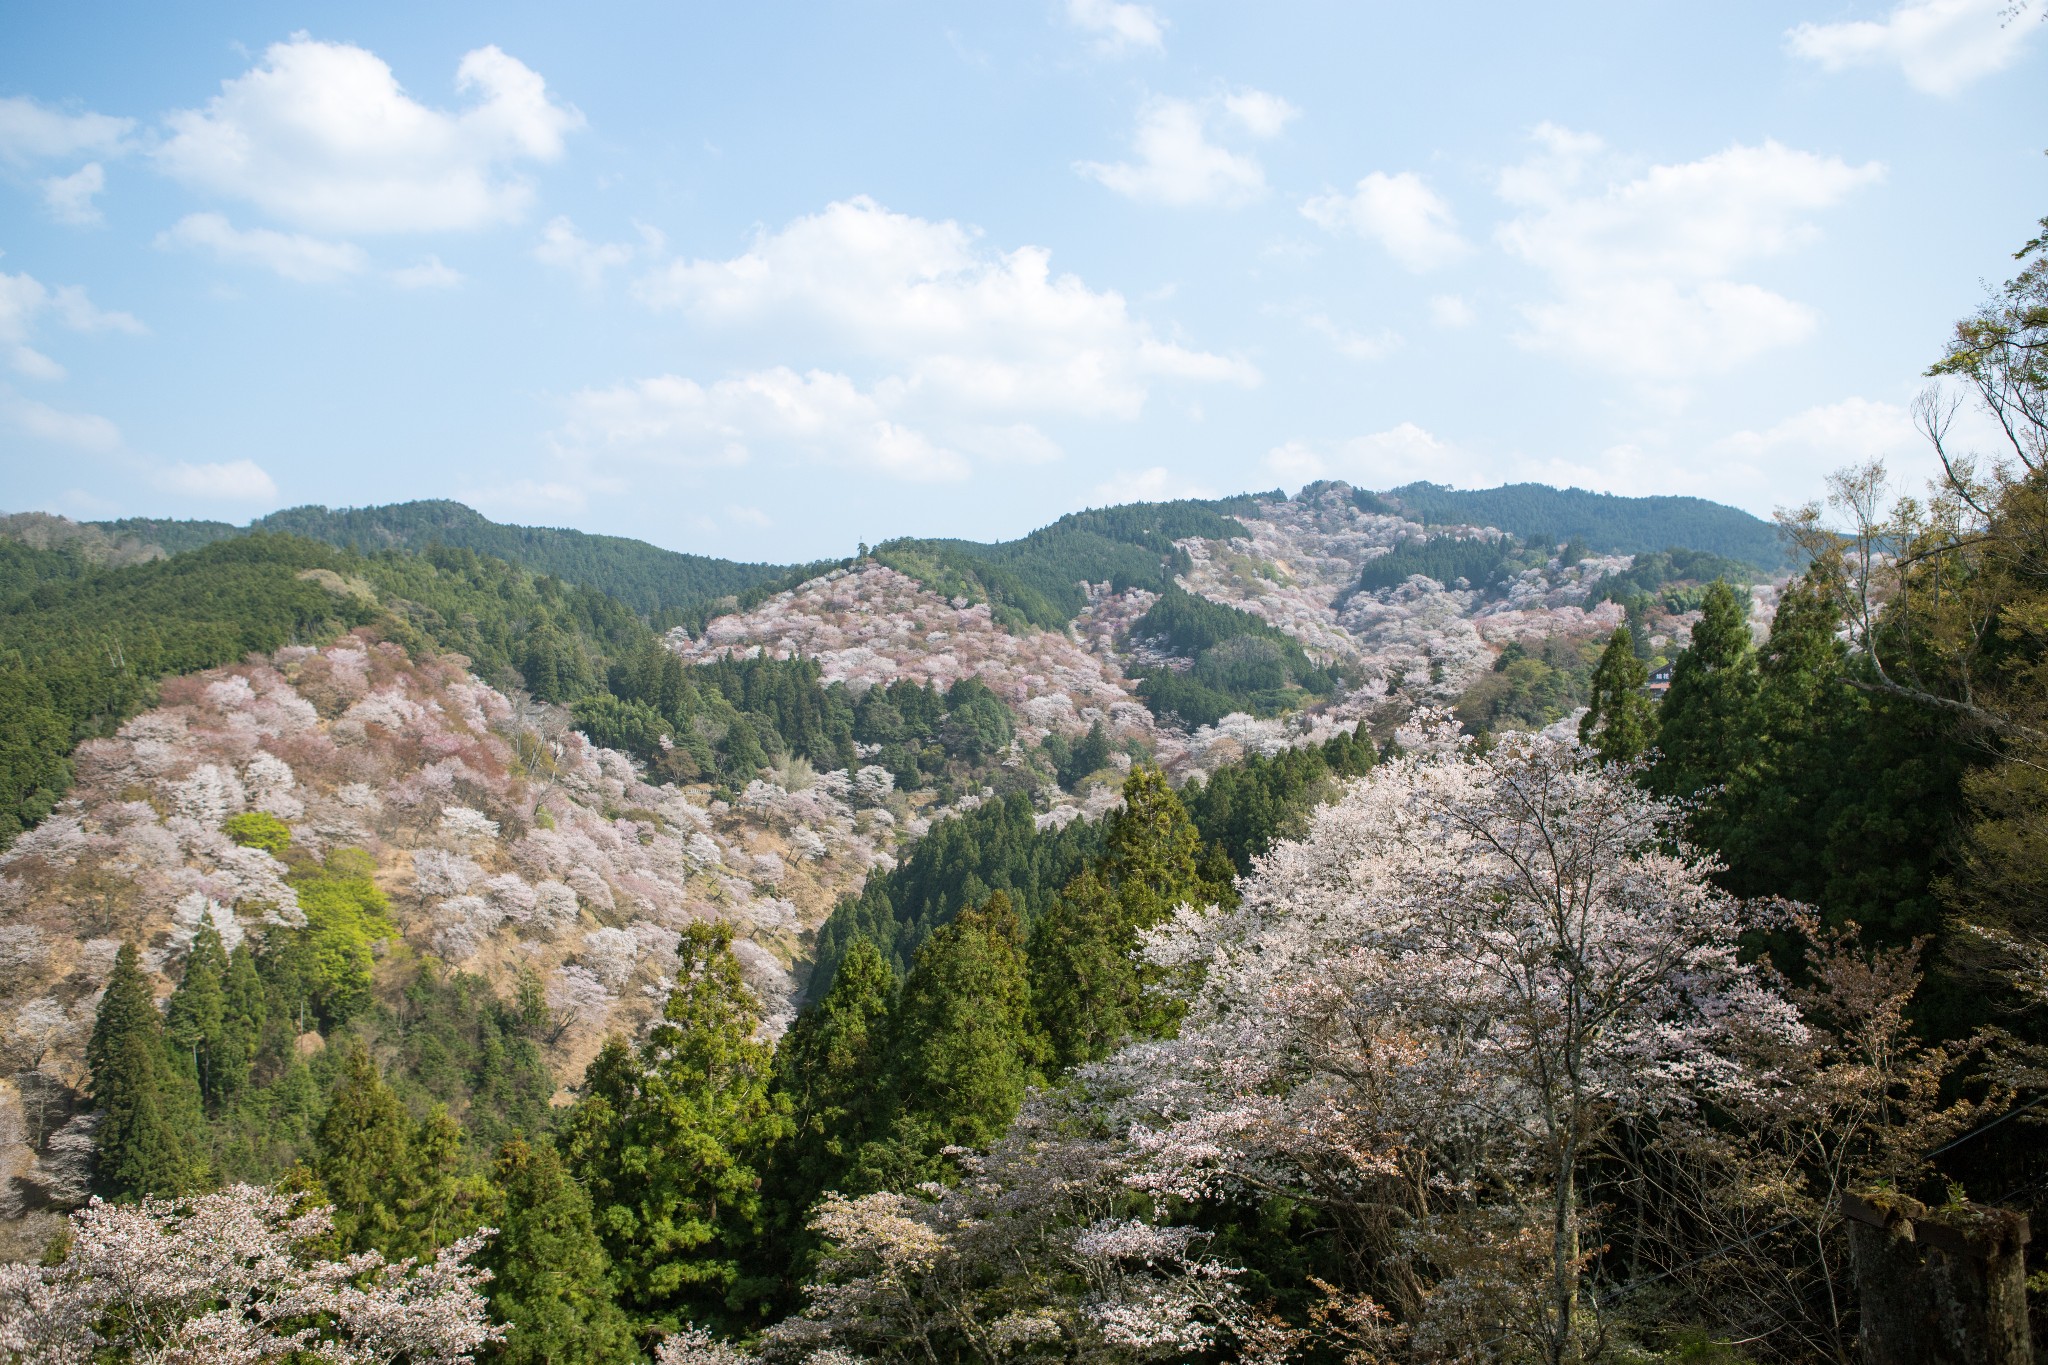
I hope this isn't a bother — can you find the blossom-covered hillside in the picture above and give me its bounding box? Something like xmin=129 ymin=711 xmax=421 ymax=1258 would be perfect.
xmin=0 ymin=634 xmax=929 ymax=1221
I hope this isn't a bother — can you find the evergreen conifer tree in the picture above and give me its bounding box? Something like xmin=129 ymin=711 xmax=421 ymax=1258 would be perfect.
xmin=315 ymin=1043 xmax=413 ymax=1254
xmin=1653 ymin=580 xmax=1759 ymax=804
xmin=165 ymin=924 xmax=227 ymax=1105
xmin=88 ymin=943 xmax=203 ymax=1199
xmin=1579 ymin=627 xmax=1656 ymax=763
xmin=215 ymin=943 xmax=266 ymax=1104
xmin=563 ymin=922 xmax=789 ymax=1332
xmin=878 ymin=892 xmax=1040 ymax=1162
xmin=484 ymin=1136 xmax=636 ymax=1365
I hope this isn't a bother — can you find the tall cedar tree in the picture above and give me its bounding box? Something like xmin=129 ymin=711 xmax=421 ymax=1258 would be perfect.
xmin=1031 ymin=767 xmax=1230 ymax=1068
xmin=88 ymin=943 xmax=204 ymax=1199
xmin=164 ymin=924 xmax=227 ymax=1105
xmin=483 ymin=1137 xmax=637 ymax=1365
xmin=314 ymin=1043 xmax=414 ymax=1254
xmin=1578 ymin=627 xmax=1656 ymax=763
xmin=762 ymin=937 xmax=896 ymax=1233
xmin=563 ymin=922 xmax=789 ymax=1333
xmin=857 ymin=892 xmax=1040 ymax=1189
xmin=1652 ymin=580 xmax=1758 ymax=807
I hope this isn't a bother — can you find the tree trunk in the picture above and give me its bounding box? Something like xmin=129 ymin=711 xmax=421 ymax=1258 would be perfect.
xmin=1843 ymin=1190 xmax=2032 ymax=1365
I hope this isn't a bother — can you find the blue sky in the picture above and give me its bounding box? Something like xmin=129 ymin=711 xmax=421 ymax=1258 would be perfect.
xmin=1 ymin=1 xmax=2041 ymax=562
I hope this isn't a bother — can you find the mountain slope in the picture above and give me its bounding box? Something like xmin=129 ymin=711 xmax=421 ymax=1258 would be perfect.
xmin=96 ymin=501 xmax=792 ymax=622
xmin=1374 ymin=481 xmax=1787 ymax=566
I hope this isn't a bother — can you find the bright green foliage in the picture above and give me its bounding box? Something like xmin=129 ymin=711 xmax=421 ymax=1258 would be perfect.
xmin=222 ymin=811 xmax=293 ymax=855
xmin=88 ymin=943 xmax=205 ymax=1200
xmin=483 ymin=1137 xmax=637 ymax=1365
xmin=563 ymin=923 xmax=789 ymax=1331
xmin=165 ymin=925 xmax=229 ymax=1106
xmin=1652 ymin=580 xmax=1760 ymax=805
xmin=273 ymin=848 xmax=395 ymax=1029
xmin=1579 ymin=628 xmax=1656 ymax=763
xmin=864 ymin=893 xmax=1041 ymax=1176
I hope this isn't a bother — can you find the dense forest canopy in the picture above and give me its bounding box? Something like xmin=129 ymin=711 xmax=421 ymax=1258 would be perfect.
xmin=1379 ymin=479 xmax=1789 ymax=567
xmin=94 ymin=500 xmax=793 ymax=623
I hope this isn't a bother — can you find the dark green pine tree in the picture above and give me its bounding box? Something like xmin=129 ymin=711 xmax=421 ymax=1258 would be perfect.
xmin=1027 ymin=869 xmax=1132 ymax=1071
xmin=165 ymin=924 xmax=228 ymax=1106
xmin=870 ymin=891 xmax=1041 ymax=1172
xmin=214 ymin=943 xmax=266 ymax=1105
xmin=765 ymin=936 xmax=896 ymax=1207
xmin=314 ymin=1042 xmax=414 ymax=1254
xmin=1652 ymin=579 xmax=1759 ymax=806
xmin=1031 ymin=766 xmax=1232 ymax=1068
xmin=1579 ymin=627 xmax=1656 ymax=763
xmin=562 ymin=922 xmax=789 ymax=1333
xmin=88 ymin=943 xmax=204 ymax=1199
xmin=484 ymin=1137 xmax=636 ymax=1365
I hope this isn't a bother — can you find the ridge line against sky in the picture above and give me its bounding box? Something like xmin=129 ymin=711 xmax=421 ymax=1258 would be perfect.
xmin=0 ymin=0 xmax=2041 ymax=561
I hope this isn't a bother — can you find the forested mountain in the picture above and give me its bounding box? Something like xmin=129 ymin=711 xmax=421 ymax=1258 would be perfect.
xmin=1376 ymin=479 xmax=1788 ymax=566
xmin=95 ymin=500 xmax=794 ymax=622
xmin=871 ymin=497 xmax=1257 ymax=630
xmin=5 ymin=208 xmax=2046 ymax=1365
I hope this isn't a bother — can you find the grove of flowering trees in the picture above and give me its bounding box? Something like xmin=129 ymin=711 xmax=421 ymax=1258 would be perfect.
xmin=0 ymin=1185 xmax=497 ymax=1363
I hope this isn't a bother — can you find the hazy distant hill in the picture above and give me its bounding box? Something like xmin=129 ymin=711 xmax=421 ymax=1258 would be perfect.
xmin=1372 ymin=482 xmax=1787 ymax=567
xmin=95 ymin=500 xmax=788 ymax=620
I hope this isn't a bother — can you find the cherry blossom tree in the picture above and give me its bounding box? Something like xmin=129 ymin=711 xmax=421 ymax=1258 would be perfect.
xmin=0 ymin=1184 xmax=498 ymax=1363
xmin=1111 ymin=727 xmax=1804 ymax=1364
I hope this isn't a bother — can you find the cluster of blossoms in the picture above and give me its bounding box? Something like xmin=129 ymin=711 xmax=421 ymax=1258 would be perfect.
xmin=0 ymin=1185 xmax=497 ymax=1363
xmin=0 ymin=634 xmax=942 ymax=1165
xmin=668 ymin=564 xmax=1161 ymax=753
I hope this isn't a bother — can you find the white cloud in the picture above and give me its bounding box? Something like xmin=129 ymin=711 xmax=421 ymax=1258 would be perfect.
xmin=1496 ymin=125 xmax=1883 ymax=380
xmin=1064 ymin=0 xmax=1167 ymax=55
xmin=1302 ymin=171 xmax=1467 ymax=271
xmin=557 ymin=368 xmax=970 ymax=483
xmin=0 ymin=270 xmax=143 ymax=380
xmin=390 ymin=256 xmax=463 ymax=289
xmin=156 ymin=459 xmax=280 ymax=502
xmin=1304 ymin=313 xmax=1402 ymax=361
xmin=533 ymin=216 xmax=640 ymax=287
xmin=153 ymin=35 xmax=581 ymax=234
xmin=1429 ymin=294 xmax=1474 ymax=328
xmin=158 ymin=212 xmax=370 ymax=283
xmin=580 ymin=197 xmax=1249 ymax=484
xmin=41 ymin=162 xmax=107 ymax=226
xmin=1222 ymin=89 xmax=1300 ymax=138
xmin=634 ymin=195 xmax=1254 ymax=419
xmin=1076 ymin=97 xmax=1268 ymax=207
xmin=726 ymin=504 xmax=773 ymax=528
xmin=0 ymin=96 xmax=133 ymax=166
xmin=1787 ymin=0 xmax=2036 ymax=94
xmin=1091 ymin=466 xmax=1218 ymax=504
xmin=1 ymin=391 xmax=121 ymax=451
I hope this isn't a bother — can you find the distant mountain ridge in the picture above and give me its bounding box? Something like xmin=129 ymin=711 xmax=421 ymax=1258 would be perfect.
xmin=94 ymin=500 xmax=790 ymax=621
xmin=1369 ymin=482 xmax=1786 ymax=567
